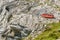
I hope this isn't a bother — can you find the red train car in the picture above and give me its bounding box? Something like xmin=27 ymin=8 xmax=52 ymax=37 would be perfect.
xmin=41 ymin=13 xmax=54 ymax=18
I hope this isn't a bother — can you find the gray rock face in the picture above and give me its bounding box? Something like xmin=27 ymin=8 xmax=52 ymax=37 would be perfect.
xmin=0 ymin=0 xmax=40 ymax=40
xmin=0 ymin=0 xmax=60 ymax=40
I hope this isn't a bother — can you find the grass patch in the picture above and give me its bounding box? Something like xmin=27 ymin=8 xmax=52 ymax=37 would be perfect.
xmin=34 ymin=22 xmax=60 ymax=40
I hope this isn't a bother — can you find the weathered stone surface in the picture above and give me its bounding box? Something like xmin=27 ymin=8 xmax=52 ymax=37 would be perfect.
xmin=0 ymin=0 xmax=60 ymax=40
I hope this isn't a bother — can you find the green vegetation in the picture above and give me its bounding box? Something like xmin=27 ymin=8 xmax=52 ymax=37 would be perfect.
xmin=34 ymin=22 xmax=60 ymax=40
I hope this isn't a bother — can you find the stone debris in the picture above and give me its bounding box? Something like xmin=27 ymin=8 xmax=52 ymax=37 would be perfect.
xmin=0 ymin=0 xmax=60 ymax=40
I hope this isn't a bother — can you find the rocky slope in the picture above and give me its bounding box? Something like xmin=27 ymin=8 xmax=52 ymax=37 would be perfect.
xmin=0 ymin=0 xmax=60 ymax=40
